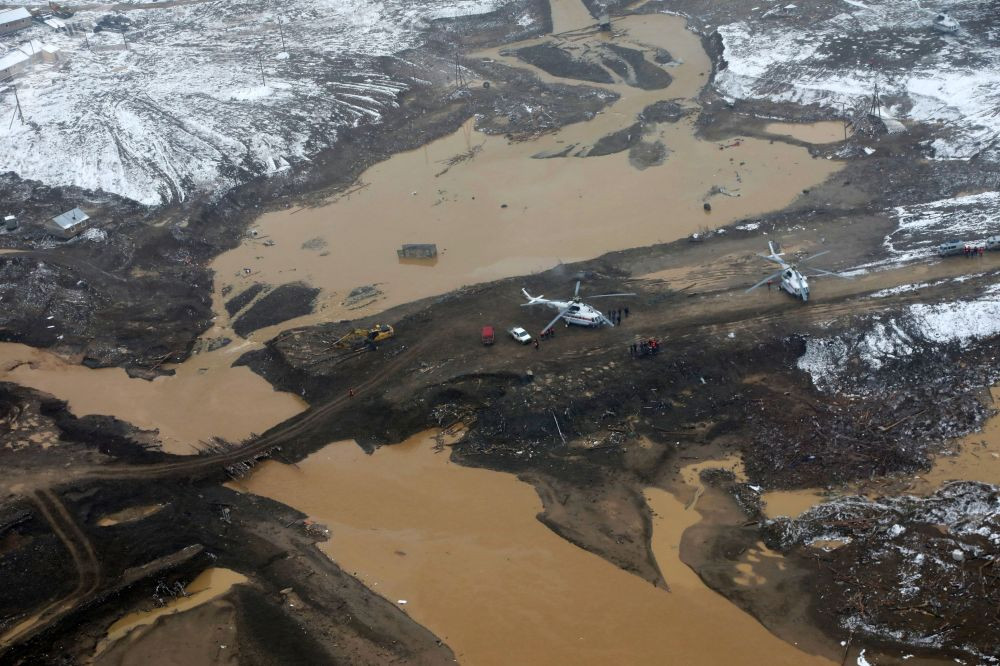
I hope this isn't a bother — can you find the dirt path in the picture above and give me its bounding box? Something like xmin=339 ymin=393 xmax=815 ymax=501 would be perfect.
xmin=0 ymin=490 xmax=101 ymax=653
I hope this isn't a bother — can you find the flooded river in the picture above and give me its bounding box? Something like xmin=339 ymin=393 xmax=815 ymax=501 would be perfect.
xmin=211 ymin=8 xmax=840 ymax=331
xmin=237 ymin=432 xmax=832 ymax=665
xmin=0 ymin=342 xmax=304 ymax=456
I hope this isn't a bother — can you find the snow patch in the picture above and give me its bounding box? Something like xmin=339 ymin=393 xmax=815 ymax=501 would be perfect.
xmin=799 ymin=290 xmax=1000 ymax=390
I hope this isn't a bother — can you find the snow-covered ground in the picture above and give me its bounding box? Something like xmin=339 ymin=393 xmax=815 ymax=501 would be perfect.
xmin=798 ymin=282 xmax=1000 ymax=391
xmin=841 ymin=191 xmax=1000 ymax=273
xmin=714 ymin=0 xmax=1000 ymax=161
xmin=0 ymin=0 xmax=526 ymax=205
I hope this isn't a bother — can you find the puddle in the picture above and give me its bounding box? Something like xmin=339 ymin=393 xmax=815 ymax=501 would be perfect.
xmin=761 ymin=488 xmax=826 ymax=520
xmin=765 ymin=121 xmax=847 ymax=145
xmin=95 ymin=568 xmax=247 ymax=657
xmin=0 ymin=342 xmax=305 ymax=455
xmin=211 ymin=13 xmax=841 ymax=332
xmin=238 ymin=432 xmax=831 ymax=665
xmin=97 ymin=504 xmax=164 ymax=527
xmin=807 ymin=538 xmax=850 ymax=552
xmin=908 ymin=386 xmax=1000 ymax=492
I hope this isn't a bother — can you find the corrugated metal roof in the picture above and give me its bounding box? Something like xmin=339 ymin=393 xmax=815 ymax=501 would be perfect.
xmin=52 ymin=207 xmax=89 ymax=230
xmin=0 ymin=8 xmax=31 ymax=24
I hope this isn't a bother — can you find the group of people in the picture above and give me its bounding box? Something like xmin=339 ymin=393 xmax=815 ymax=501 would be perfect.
xmin=629 ymin=337 xmax=660 ymax=357
xmin=964 ymin=245 xmax=985 ymax=257
xmin=533 ymin=328 xmax=557 ymax=348
xmin=607 ymin=306 xmax=629 ymax=325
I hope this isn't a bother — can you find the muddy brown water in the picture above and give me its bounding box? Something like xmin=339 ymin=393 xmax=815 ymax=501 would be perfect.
xmin=236 ymin=432 xmax=832 ymax=665
xmin=0 ymin=342 xmax=304 ymax=456
xmin=210 ymin=12 xmax=841 ymax=333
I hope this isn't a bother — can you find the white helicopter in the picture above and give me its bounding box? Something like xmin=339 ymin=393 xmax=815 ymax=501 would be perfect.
xmin=521 ymin=281 xmax=635 ymax=332
xmin=747 ymin=241 xmax=847 ymax=302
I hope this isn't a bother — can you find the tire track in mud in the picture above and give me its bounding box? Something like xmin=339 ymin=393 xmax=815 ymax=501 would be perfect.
xmin=0 ymin=490 xmax=101 ymax=653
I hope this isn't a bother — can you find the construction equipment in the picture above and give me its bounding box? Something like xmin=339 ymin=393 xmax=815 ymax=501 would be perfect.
xmin=332 ymin=324 xmax=394 ymax=350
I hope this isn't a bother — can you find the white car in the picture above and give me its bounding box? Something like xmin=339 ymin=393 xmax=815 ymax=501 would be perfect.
xmin=508 ymin=327 xmax=533 ymax=344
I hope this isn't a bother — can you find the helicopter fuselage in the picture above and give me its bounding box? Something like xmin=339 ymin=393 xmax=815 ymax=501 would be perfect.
xmin=539 ymin=299 xmax=605 ymax=326
xmin=780 ymin=267 xmax=810 ymax=301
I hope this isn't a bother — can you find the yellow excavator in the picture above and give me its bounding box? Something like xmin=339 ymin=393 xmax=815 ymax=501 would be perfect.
xmin=332 ymin=324 xmax=394 ymax=350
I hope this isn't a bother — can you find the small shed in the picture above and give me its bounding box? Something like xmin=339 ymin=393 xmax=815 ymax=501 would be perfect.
xmin=50 ymin=207 xmax=89 ymax=238
xmin=0 ymin=8 xmax=31 ymax=36
xmin=40 ymin=44 xmax=60 ymax=63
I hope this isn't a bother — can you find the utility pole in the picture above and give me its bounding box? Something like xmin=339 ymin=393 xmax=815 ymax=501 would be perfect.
xmin=121 ymin=29 xmax=128 ymax=50
xmin=277 ymin=17 xmax=285 ymax=50
xmin=6 ymin=81 xmax=24 ymax=129
xmin=454 ymin=52 xmax=465 ymax=89
xmin=13 ymin=84 xmax=23 ymax=125
xmin=257 ymin=53 xmax=266 ymax=85
xmin=868 ymin=80 xmax=881 ymax=118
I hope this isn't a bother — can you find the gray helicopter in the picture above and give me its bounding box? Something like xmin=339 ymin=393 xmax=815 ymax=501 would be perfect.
xmin=747 ymin=241 xmax=848 ymax=302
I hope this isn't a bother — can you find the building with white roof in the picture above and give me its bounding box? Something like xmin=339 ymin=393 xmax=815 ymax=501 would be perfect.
xmin=0 ymin=49 xmax=28 ymax=79
xmin=49 ymin=208 xmax=90 ymax=238
xmin=0 ymin=8 xmax=31 ymax=36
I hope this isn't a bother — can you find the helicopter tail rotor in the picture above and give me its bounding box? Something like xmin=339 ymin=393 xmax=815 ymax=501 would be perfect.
xmin=521 ymin=288 xmax=549 ymax=305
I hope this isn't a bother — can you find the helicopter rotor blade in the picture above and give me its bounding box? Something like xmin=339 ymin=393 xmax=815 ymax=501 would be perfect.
xmin=586 ymin=292 xmax=637 ymax=299
xmin=807 ymin=267 xmax=851 ymax=279
xmin=574 ymin=280 xmax=581 ymax=297
xmin=746 ymin=269 xmax=784 ymax=293
xmin=800 ymin=250 xmax=831 ymax=263
xmin=542 ymin=308 xmax=571 ymax=333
